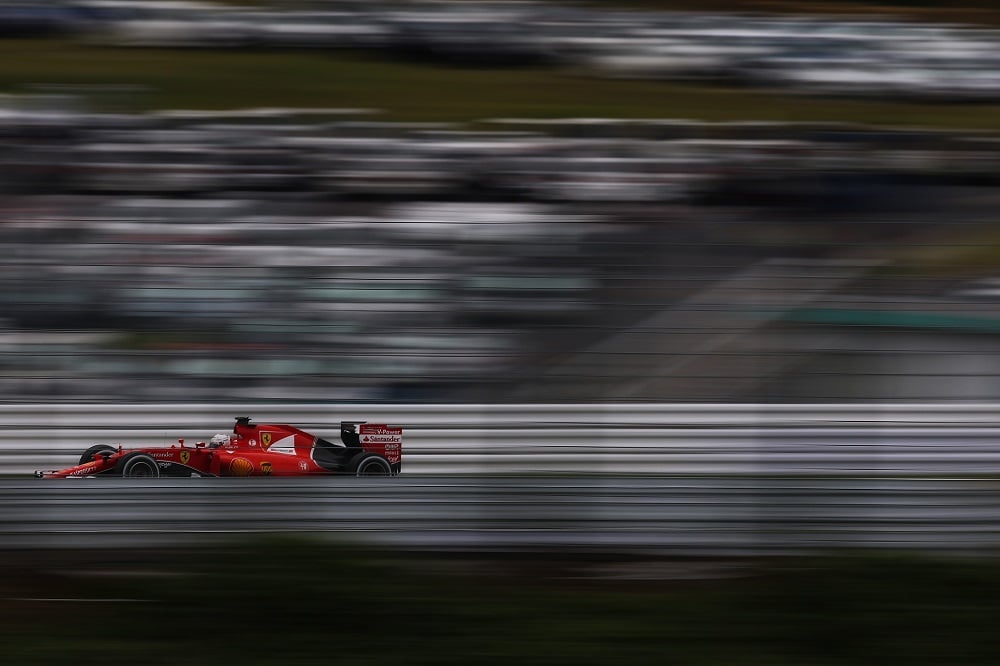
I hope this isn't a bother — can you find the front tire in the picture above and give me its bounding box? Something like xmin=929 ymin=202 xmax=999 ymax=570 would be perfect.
xmin=79 ymin=444 xmax=116 ymax=466
xmin=118 ymin=453 xmax=160 ymax=478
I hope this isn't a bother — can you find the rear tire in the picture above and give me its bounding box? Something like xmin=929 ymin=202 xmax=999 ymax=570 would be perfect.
xmin=118 ymin=453 xmax=160 ymax=478
xmin=351 ymin=454 xmax=392 ymax=477
xmin=79 ymin=444 xmax=117 ymax=466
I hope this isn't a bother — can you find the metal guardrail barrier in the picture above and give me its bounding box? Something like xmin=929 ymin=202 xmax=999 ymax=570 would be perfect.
xmin=5 ymin=404 xmax=1000 ymax=553
xmin=3 ymin=477 xmax=1000 ymax=554
xmin=5 ymin=403 xmax=1000 ymax=475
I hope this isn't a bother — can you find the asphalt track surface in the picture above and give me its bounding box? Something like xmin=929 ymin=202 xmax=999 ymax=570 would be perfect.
xmin=5 ymin=475 xmax=1000 ymax=555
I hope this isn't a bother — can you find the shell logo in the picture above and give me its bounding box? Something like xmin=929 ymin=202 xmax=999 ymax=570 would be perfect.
xmin=230 ymin=457 xmax=253 ymax=477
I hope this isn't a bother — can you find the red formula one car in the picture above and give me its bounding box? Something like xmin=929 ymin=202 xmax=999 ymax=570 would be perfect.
xmin=35 ymin=416 xmax=402 ymax=478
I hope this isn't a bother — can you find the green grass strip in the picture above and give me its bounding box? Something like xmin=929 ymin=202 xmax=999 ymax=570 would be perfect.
xmin=4 ymin=539 xmax=1000 ymax=665
xmin=1 ymin=39 xmax=1000 ymax=130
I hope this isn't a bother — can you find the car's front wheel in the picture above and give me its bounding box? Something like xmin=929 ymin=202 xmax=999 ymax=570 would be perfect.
xmin=118 ymin=453 xmax=160 ymax=478
xmin=79 ymin=444 xmax=117 ymax=466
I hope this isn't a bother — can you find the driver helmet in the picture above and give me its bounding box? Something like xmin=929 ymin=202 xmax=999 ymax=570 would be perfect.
xmin=209 ymin=433 xmax=231 ymax=448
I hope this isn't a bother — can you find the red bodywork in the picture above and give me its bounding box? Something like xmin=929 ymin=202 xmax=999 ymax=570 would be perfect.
xmin=35 ymin=417 xmax=403 ymax=478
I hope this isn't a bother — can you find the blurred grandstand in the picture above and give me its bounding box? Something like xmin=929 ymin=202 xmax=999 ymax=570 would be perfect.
xmin=1 ymin=1 xmax=999 ymax=402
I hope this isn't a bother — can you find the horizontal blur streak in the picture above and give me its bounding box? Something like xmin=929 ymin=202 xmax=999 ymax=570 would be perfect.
xmin=4 ymin=476 xmax=1000 ymax=555
xmin=10 ymin=1 xmax=1000 ymax=99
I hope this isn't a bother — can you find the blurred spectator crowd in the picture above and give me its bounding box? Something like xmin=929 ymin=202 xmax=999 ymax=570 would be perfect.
xmin=1 ymin=92 xmax=999 ymax=401
xmin=3 ymin=0 xmax=1000 ymax=401
xmin=4 ymin=0 xmax=1000 ymax=99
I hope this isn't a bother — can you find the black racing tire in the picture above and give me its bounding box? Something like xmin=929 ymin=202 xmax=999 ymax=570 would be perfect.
xmin=118 ymin=452 xmax=160 ymax=478
xmin=79 ymin=444 xmax=117 ymax=466
xmin=351 ymin=454 xmax=392 ymax=477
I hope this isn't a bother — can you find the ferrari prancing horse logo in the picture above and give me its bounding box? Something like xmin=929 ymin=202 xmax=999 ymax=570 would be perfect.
xmin=261 ymin=432 xmax=272 ymax=449
xmin=179 ymin=450 xmax=190 ymax=465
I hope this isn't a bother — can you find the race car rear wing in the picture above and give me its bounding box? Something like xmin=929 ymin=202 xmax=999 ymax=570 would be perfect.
xmin=341 ymin=421 xmax=401 ymax=460
xmin=340 ymin=421 xmax=364 ymax=447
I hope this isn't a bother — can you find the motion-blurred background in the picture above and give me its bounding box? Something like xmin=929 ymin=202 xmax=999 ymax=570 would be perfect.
xmin=8 ymin=3 xmax=1000 ymax=665
xmin=3 ymin=0 xmax=1000 ymax=404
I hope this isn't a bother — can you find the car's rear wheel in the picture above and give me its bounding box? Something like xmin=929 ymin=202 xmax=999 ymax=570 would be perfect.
xmin=79 ymin=444 xmax=117 ymax=466
xmin=352 ymin=454 xmax=392 ymax=477
xmin=118 ymin=453 xmax=160 ymax=478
